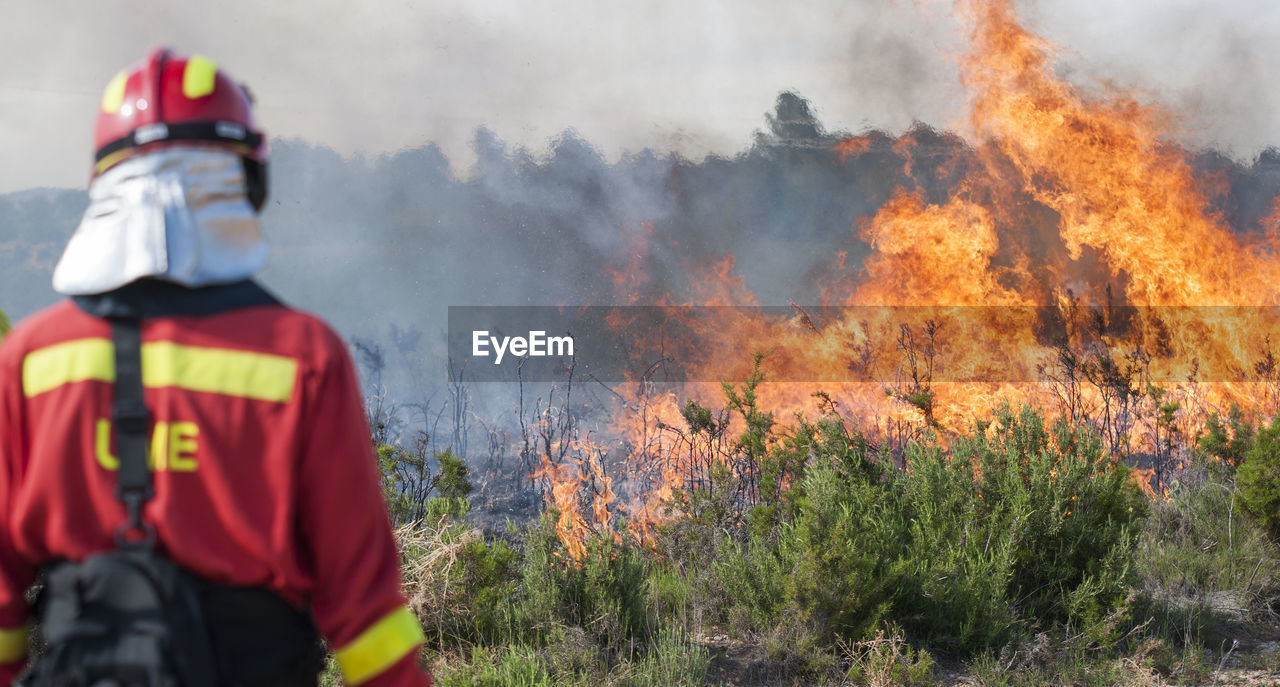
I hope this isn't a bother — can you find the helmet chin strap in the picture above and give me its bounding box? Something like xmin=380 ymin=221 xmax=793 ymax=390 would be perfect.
xmin=242 ymin=157 xmax=268 ymax=212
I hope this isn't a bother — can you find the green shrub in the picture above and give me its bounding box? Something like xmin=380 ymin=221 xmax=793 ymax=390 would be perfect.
xmin=711 ymin=533 xmax=789 ymax=634
xmin=1137 ymin=467 xmax=1280 ymax=651
xmin=892 ymin=438 xmax=1021 ymax=650
xmin=711 ymin=459 xmax=900 ymax=652
xmin=1238 ymin=416 xmax=1280 ymax=539
xmin=515 ymin=514 xmax=649 ymax=652
xmin=380 ymin=441 xmax=472 ymax=525
xmin=435 ymin=645 xmax=553 ymax=687
xmin=957 ymin=408 xmax=1146 ymax=633
xmin=1140 ymin=472 xmax=1280 ymax=599
xmin=1199 ymin=404 xmax=1254 ymax=468
xmin=781 ymin=463 xmax=899 ymax=642
xmin=399 ymin=521 xmax=520 ymax=648
xmin=689 ymin=404 xmax=1148 ymax=657
xmin=643 ymin=564 xmax=694 ymax=631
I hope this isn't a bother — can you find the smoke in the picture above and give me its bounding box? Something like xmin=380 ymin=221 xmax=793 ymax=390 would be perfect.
xmin=6 ymin=91 xmax=1280 ymax=328
xmin=1024 ymin=1 xmax=1280 ymax=159
xmin=2 ymin=1 xmax=1277 ymax=192
xmin=3 ymin=0 xmax=1280 ymax=477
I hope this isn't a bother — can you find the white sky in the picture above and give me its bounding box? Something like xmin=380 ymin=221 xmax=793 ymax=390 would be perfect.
xmin=2 ymin=0 xmax=1278 ymax=193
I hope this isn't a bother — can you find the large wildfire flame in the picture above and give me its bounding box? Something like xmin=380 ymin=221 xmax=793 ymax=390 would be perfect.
xmin=533 ymin=0 xmax=1280 ymax=555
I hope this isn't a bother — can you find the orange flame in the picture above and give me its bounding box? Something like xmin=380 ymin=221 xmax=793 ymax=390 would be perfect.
xmin=534 ymin=0 xmax=1280 ymax=554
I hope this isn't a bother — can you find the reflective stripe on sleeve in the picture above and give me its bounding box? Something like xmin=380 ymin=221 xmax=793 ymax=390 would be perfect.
xmin=334 ymin=607 xmax=425 ymax=686
xmin=0 ymin=624 xmax=28 ymax=664
xmin=22 ymin=338 xmax=298 ymax=402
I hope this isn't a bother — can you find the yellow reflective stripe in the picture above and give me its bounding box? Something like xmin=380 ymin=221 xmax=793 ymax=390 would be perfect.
xmin=22 ymin=339 xmax=297 ymax=403
xmin=0 ymin=624 xmax=28 ymax=664
xmin=94 ymin=147 xmax=136 ymax=175
xmin=141 ymin=342 xmax=297 ymax=403
xmin=334 ymin=607 xmax=424 ymax=685
xmin=23 ymin=338 xmax=114 ymax=397
xmin=101 ymin=70 xmax=128 ymax=113
xmin=182 ymin=55 xmax=218 ymax=99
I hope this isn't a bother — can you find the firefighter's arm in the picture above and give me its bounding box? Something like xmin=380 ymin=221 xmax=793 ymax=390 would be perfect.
xmin=296 ymin=328 xmax=431 ymax=687
xmin=0 ymin=339 xmax=35 ymax=686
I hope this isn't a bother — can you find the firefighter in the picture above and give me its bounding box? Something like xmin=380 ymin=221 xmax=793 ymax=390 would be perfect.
xmin=0 ymin=49 xmax=432 ymax=686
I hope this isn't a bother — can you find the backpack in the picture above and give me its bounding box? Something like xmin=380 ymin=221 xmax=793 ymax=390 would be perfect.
xmin=18 ymin=551 xmax=220 ymax=687
xmin=16 ymin=317 xmax=323 ymax=687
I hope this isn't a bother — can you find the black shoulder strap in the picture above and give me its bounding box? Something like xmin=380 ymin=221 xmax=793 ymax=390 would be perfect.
xmin=109 ymin=316 xmax=155 ymax=548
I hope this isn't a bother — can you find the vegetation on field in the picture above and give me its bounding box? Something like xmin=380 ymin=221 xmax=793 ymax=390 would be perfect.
xmin=353 ymin=358 xmax=1280 ymax=686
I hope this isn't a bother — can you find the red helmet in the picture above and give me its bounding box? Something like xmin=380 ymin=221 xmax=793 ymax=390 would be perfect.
xmin=93 ymin=48 xmax=268 ymax=210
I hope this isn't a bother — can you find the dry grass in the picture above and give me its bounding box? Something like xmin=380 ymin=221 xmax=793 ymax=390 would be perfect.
xmin=395 ymin=519 xmax=483 ymax=633
xmin=838 ymin=627 xmax=935 ymax=687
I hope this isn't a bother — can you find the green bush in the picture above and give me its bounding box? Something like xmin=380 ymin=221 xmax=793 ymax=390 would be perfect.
xmin=1135 ymin=459 xmax=1280 ymax=657
xmin=1139 ymin=471 xmax=1280 ymax=605
xmin=643 ymin=565 xmax=694 ymax=631
xmin=380 ymin=440 xmax=472 ymax=525
xmin=842 ymin=627 xmax=935 ymax=687
xmin=892 ymin=438 xmax=1021 ymax=650
xmin=710 ymin=533 xmax=789 ymax=634
xmin=781 ymin=463 xmax=899 ymax=642
xmin=997 ymin=409 xmax=1145 ymax=618
xmin=1199 ymin=405 xmax=1254 ymax=468
xmin=675 ymin=403 xmax=1150 ymax=662
xmin=1238 ymin=416 xmax=1280 ymax=539
xmin=708 ymin=435 xmax=898 ymax=660
xmin=514 ymin=514 xmax=650 ymax=652
xmin=435 ymin=645 xmax=552 ymax=687
xmin=398 ymin=521 xmax=519 ymax=648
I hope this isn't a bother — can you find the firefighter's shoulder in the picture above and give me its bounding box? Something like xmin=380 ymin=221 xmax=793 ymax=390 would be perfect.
xmin=0 ymin=299 xmax=103 ymax=360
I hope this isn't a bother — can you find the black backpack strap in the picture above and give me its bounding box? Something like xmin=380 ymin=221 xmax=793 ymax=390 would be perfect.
xmin=109 ymin=316 xmax=155 ymax=549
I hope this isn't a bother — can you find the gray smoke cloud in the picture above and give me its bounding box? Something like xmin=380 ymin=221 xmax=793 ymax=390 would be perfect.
xmin=1 ymin=1 xmax=1277 ymax=193
xmin=3 ymin=0 xmax=1280 ymax=475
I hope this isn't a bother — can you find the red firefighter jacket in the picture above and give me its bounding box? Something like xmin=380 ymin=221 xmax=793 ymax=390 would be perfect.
xmin=0 ymin=280 xmax=431 ymax=686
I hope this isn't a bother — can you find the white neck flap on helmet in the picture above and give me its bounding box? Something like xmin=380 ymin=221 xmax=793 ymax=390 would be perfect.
xmin=52 ymin=148 xmax=269 ymax=296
